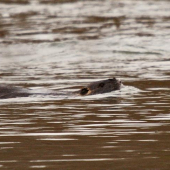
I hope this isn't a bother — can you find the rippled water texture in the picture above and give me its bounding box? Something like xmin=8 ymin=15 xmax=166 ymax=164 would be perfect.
xmin=0 ymin=0 xmax=170 ymax=169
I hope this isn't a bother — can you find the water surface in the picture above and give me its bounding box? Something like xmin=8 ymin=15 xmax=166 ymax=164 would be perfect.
xmin=0 ymin=0 xmax=170 ymax=169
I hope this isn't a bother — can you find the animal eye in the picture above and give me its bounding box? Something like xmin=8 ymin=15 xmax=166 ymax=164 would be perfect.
xmin=98 ymin=83 xmax=105 ymax=88
xmin=80 ymin=88 xmax=89 ymax=95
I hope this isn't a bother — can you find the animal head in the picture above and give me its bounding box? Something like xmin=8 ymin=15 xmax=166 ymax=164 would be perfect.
xmin=80 ymin=77 xmax=121 ymax=95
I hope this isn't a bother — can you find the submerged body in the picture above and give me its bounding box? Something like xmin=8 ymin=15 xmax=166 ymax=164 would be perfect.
xmin=0 ymin=78 xmax=121 ymax=99
xmin=0 ymin=85 xmax=30 ymax=99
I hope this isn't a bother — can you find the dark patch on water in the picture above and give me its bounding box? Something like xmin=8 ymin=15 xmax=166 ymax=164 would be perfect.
xmin=0 ymin=0 xmax=29 ymax=4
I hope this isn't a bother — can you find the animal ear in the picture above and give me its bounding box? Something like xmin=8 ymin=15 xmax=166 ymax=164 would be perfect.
xmin=80 ymin=88 xmax=89 ymax=95
xmin=98 ymin=82 xmax=105 ymax=88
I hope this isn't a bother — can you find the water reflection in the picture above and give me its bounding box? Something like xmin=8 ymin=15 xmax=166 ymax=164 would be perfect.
xmin=0 ymin=0 xmax=170 ymax=169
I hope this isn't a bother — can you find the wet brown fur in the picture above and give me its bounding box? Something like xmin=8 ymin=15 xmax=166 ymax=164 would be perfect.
xmin=0 ymin=78 xmax=121 ymax=99
xmin=79 ymin=77 xmax=121 ymax=95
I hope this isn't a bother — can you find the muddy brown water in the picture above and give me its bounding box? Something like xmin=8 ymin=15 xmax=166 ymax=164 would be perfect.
xmin=0 ymin=0 xmax=170 ymax=169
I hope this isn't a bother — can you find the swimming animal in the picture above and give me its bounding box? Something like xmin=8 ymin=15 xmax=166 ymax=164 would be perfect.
xmin=0 ymin=77 xmax=121 ymax=99
xmin=79 ymin=77 xmax=121 ymax=95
